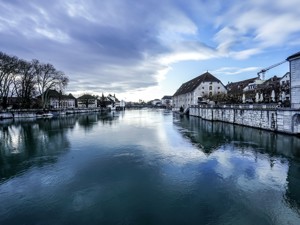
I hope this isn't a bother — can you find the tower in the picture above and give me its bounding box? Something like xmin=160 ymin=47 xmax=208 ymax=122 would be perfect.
xmin=287 ymin=52 xmax=300 ymax=109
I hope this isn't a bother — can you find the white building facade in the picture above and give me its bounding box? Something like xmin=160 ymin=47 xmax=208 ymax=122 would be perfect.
xmin=287 ymin=52 xmax=300 ymax=108
xmin=77 ymin=94 xmax=97 ymax=108
xmin=161 ymin=96 xmax=172 ymax=107
xmin=172 ymin=72 xmax=227 ymax=111
xmin=50 ymin=97 xmax=75 ymax=109
xmin=279 ymin=72 xmax=290 ymax=102
xmin=46 ymin=90 xmax=76 ymax=109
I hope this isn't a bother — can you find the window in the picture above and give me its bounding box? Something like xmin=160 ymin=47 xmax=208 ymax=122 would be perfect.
xmin=218 ymin=87 xmax=220 ymax=89
xmin=209 ymin=92 xmax=212 ymax=96
xmin=209 ymin=86 xmax=212 ymax=90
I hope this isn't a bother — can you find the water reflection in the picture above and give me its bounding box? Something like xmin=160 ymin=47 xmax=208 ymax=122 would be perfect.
xmin=174 ymin=114 xmax=300 ymax=159
xmin=0 ymin=110 xmax=299 ymax=224
xmin=286 ymin=161 xmax=300 ymax=212
xmin=174 ymin=114 xmax=300 ymax=216
xmin=0 ymin=112 xmax=120 ymax=182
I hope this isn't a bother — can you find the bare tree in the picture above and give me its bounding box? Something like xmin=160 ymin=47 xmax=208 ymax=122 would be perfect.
xmin=13 ymin=59 xmax=37 ymax=108
xmin=0 ymin=52 xmax=18 ymax=109
xmin=33 ymin=60 xmax=69 ymax=108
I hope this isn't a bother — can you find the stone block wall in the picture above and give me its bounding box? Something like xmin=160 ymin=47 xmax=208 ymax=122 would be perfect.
xmin=189 ymin=106 xmax=300 ymax=135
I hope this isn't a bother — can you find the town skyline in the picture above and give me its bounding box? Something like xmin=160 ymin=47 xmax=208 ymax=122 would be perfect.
xmin=0 ymin=0 xmax=299 ymax=101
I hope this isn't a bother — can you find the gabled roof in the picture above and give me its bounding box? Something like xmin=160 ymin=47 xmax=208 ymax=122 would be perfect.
xmin=67 ymin=93 xmax=76 ymax=99
xmin=226 ymin=77 xmax=257 ymax=94
xmin=107 ymin=94 xmax=119 ymax=102
xmin=162 ymin=95 xmax=172 ymax=99
xmin=280 ymin=72 xmax=290 ymax=80
xmin=47 ymin=90 xmax=60 ymax=97
xmin=257 ymin=76 xmax=280 ymax=91
xmin=77 ymin=94 xmax=96 ymax=100
xmin=46 ymin=90 xmax=75 ymax=100
xmin=173 ymin=72 xmax=222 ymax=96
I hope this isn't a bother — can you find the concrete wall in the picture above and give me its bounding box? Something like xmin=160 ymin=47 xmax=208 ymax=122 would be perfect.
xmin=189 ymin=105 xmax=300 ymax=135
xmin=289 ymin=56 xmax=300 ymax=109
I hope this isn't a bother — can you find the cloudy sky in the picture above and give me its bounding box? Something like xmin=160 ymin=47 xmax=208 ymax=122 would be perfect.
xmin=0 ymin=0 xmax=299 ymax=101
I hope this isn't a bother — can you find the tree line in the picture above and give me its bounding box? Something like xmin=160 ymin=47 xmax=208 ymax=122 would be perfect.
xmin=0 ymin=51 xmax=69 ymax=109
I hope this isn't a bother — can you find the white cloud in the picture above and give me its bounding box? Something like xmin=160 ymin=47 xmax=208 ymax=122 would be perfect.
xmin=35 ymin=28 xmax=70 ymax=43
xmin=0 ymin=0 xmax=298 ymax=101
xmin=213 ymin=66 xmax=260 ymax=75
xmin=158 ymin=9 xmax=198 ymax=43
xmin=214 ymin=27 xmax=240 ymax=53
xmin=159 ymin=44 xmax=217 ymax=65
xmin=213 ymin=0 xmax=300 ymax=59
xmin=229 ymin=48 xmax=263 ymax=60
xmin=255 ymin=14 xmax=300 ymax=47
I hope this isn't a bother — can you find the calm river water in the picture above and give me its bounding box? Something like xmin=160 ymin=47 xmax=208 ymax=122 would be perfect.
xmin=0 ymin=109 xmax=300 ymax=225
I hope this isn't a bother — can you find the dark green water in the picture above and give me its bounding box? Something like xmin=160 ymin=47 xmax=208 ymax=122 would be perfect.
xmin=0 ymin=109 xmax=300 ymax=225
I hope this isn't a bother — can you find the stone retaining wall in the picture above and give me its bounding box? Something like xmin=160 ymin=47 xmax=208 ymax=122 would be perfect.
xmin=189 ymin=105 xmax=300 ymax=135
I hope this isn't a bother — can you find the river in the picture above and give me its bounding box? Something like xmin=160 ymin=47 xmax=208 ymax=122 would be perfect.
xmin=0 ymin=109 xmax=300 ymax=225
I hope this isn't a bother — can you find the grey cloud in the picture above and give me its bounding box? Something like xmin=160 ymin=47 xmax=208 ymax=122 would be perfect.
xmin=0 ymin=1 xmax=166 ymax=89
xmin=0 ymin=0 xmax=222 ymax=96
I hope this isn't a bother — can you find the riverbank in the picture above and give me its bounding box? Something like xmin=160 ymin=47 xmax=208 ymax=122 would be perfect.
xmin=0 ymin=108 xmax=110 ymax=119
xmin=188 ymin=105 xmax=300 ymax=136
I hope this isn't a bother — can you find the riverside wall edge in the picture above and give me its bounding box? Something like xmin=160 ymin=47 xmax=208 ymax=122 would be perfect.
xmin=189 ymin=106 xmax=300 ymax=136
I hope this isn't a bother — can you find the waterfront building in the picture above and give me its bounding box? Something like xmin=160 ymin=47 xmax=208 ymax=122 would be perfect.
xmin=161 ymin=96 xmax=172 ymax=108
xmin=226 ymin=73 xmax=290 ymax=105
xmin=151 ymin=99 xmax=162 ymax=106
xmin=119 ymin=100 xmax=126 ymax=109
xmin=97 ymin=93 xmax=124 ymax=110
xmin=40 ymin=90 xmax=76 ymax=109
xmin=77 ymin=94 xmax=97 ymax=108
xmin=242 ymin=78 xmax=265 ymax=92
xmin=6 ymin=97 xmax=26 ymax=109
xmin=287 ymin=52 xmax=300 ymax=109
xmin=252 ymin=76 xmax=281 ymax=103
xmin=106 ymin=94 xmax=122 ymax=110
xmin=226 ymin=78 xmax=257 ymax=103
xmin=279 ymin=72 xmax=290 ymax=102
xmin=172 ymin=72 xmax=227 ymax=110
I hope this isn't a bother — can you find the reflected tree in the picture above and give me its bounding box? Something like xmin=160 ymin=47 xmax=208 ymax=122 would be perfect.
xmin=0 ymin=119 xmax=72 ymax=182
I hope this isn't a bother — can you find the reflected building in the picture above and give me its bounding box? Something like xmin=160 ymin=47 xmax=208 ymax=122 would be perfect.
xmin=77 ymin=111 xmax=121 ymax=130
xmin=173 ymin=114 xmax=228 ymax=154
xmin=173 ymin=114 xmax=300 ymax=159
xmin=285 ymin=160 xmax=300 ymax=212
xmin=174 ymin=114 xmax=300 ymax=212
